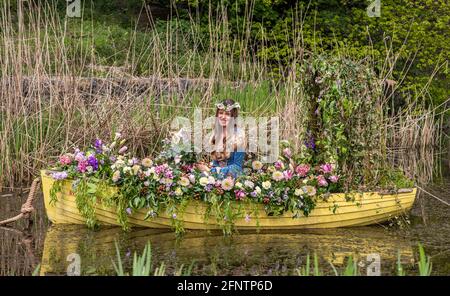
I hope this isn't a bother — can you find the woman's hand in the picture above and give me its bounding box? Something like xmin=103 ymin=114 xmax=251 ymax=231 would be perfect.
xmin=195 ymin=161 xmax=210 ymax=172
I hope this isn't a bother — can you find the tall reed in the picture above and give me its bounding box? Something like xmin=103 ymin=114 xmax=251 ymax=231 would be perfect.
xmin=0 ymin=0 xmax=446 ymax=189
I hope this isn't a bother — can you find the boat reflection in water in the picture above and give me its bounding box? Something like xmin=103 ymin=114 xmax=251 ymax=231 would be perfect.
xmin=40 ymin=225 xmax=415 ymax=275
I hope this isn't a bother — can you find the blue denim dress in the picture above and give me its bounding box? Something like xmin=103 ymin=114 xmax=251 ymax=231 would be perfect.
xmin=210 ymin=151 xmax=245 ymax=179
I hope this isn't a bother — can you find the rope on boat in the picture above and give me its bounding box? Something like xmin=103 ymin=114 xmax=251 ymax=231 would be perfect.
xmin=0 ymin=178 xmax=40 ymax=226
xmin=416 ymin=185 xmax=450 ymax=207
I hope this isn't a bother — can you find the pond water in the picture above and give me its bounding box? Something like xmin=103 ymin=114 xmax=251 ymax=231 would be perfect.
xmin=1 ymin=155 xmax=449 ymax=276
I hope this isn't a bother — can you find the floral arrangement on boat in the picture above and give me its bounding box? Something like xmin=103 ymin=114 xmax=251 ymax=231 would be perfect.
xmin=47 ymin=131 xmax=343 ymax=234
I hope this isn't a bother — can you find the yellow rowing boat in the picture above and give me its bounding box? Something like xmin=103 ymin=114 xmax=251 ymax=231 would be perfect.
xmin=40 ymin=170 xmax=417 ymax=230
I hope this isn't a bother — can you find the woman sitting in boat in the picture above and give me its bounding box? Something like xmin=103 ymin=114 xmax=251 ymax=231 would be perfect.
xmin=196 ymin=99 xmax=246 ymax=179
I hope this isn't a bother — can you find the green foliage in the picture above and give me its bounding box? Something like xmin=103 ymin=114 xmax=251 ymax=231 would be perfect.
xmin=418 ymin=243 xmax=432 ymax=276
xmin=302 ymin=55 xmax=383 ymax=189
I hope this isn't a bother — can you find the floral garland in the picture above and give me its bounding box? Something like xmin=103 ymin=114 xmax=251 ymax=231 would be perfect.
xmin=48 ymin=132 xmax=342 ymax=234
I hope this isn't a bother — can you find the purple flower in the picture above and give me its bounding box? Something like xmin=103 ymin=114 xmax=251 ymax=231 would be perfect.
xmin=250 ymin=191 xmax=257 ymax=198
xmin=172 ymin=213 xmax=177 ymax=219
xmin=164 ymin=170 xmax=174 ymax=179
xmin=87 ymin=155 xmax=99 ymax=171
xmin=245 ymin=214 xmax=251 ymax=223
xmin=320 ymin=163 xmax=333 ymax=174
xmin=274 ymin=160 xmax=284 ymax=170
xmin=305 ymin=132 xmax=316 ymax=150
xmin=94 ymin=139 xmax=103 ymax=153
xmin=126 ymin=208 xmax=132 ymax=215
xmin=51 ymin=171 xmax=68 ymax=180
xmin=205 ymin=184 xmax=213 ymax=192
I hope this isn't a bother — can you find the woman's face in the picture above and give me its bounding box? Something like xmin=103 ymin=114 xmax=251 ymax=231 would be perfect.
xmin=217 ymin=109 xmax=232 ymax=127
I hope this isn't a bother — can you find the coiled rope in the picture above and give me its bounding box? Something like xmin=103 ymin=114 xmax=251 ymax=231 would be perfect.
xmin=416 ymin=185 xmax=450 ymax=207
xmin=0 ymin=177 xmax=40 ymax=226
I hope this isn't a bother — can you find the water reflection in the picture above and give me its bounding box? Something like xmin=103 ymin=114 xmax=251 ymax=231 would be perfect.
xmin=40 ymin=225 xmax=416 ymax=276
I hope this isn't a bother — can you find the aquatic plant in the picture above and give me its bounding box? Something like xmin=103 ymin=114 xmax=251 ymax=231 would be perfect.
xmin=112 ymin=241 xmax=193 ymax=276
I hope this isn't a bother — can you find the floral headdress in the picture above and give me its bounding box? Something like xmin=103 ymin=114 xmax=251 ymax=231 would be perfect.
xmin=215 ymin=101 xmax=241 ymax=111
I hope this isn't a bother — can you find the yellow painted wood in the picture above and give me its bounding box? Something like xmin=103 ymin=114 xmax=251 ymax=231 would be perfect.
xmin=41 ymin=170 xmax=417 ymax=230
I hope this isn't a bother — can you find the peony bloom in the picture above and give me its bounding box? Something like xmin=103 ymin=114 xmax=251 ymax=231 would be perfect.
xmin=208 ymin=176 xmax=216 ymax=185
xmin=294 ymin=188 xmax=302 ymax=196
xmin=112 ymin=170 xmax=121 ymax=182
xmin=262 ymin=181 xmax=271 ymax=190
xmin=283 ymin=170 xmax=294 ymax=180
xmin=51 ymin=171 xmax=68 ymax=180
xmin=295 ymin=164 xmax=310 ymax=177
xmin=178 ymin=177 xmax=190 ymax=187
xmin=221 ymin=177 xmax=235 ymax=191
xmin=329 ymin=175 xmax=339 ymax=183
xmin=301 ymin=185 xmax=317 ymax=197
xmin=199 ymin=177 xmax=209 ymax=186
xmin=320 ymin=163 xmax=333 ymax=174
xmin=59 ymin=155 xmax=72 ymax=166
xmin=252 ymin=160 xmax=263 ymax=171
xmin=141 ymin=158 xmax=153 ymax=168
xmin=255 ymin=186 xmax=262 ymax=194
xmin=317 ymin=175 xmax=328 ymax=187
xmin=272 ymin=171 xmax=284 ymax=182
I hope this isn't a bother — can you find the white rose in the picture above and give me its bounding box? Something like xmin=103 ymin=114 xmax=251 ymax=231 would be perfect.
xmin=262 ymin=181 xmax=271 ymax=190
xmin=294 ymin=188 xmax=302 ymax=196
xmin=199 ymin=177 xmax=209 ymax=186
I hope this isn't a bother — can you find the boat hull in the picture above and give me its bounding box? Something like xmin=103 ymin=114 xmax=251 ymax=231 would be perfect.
xmin=40 ymin=170 xmax=417 ymax=230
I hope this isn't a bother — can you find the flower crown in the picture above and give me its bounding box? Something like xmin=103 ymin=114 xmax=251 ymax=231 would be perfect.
xmin=215 ymin=102 xmax=241 ymax=111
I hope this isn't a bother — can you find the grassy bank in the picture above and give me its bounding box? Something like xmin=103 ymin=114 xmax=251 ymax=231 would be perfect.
xmin=0 ymin=1 xmax=448 ymax=189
